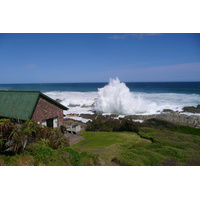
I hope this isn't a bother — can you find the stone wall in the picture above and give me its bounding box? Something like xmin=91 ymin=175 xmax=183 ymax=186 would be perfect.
xmin=31 ymin=97 xmax=64 ymax=126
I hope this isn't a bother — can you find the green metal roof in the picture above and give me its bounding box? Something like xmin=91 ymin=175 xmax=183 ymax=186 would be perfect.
xmin=0 ymin=91 xmax=68 ymax=120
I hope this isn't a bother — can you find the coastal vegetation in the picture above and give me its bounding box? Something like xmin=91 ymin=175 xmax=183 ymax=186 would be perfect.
xmin=0 ymin=118 xmax=200 ymax=166
xmin=73 ymin=118 xmax=200 ymax=166
xmin=0 ymin=118 xmax=99 ymax=166
xmin=86 ymin=117 xmax=140 ymax=133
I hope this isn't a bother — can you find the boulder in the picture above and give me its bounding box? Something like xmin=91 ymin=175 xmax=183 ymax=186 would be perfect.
xmin=68 ymin=104 xmax=81 ymax=107
xmin=56 ymin=99 xmax=62 ymax=103
xmin=162 ymin=109 xmax=174 ymax=113
xmin=183 ymin=105 xmax=200 ymax=113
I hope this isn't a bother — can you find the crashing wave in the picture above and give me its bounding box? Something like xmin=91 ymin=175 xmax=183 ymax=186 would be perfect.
xmin=93 ymin=78 xmax=158 ymax=115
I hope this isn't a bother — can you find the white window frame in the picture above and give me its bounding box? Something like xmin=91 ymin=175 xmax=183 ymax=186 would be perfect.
xmin=53 ymin=117 xmax=58 ymax=128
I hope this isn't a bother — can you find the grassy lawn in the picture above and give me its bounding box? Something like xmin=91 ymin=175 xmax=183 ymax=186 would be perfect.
xmin=72 ymin=131 xmax=151 ymax=165
xmin=72 ymin=127 xmax=200 ymax=166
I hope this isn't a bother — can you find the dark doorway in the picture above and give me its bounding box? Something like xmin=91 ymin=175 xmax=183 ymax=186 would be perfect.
xmin=46 ymin=118 xmax=53 ymax=128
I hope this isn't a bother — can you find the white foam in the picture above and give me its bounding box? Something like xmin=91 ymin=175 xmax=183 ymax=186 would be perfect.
xmin=180 ymin=112 xmax=200 ymax=116
xmin=45 ymin=91 xmax=96 ymax=107
xmin=133 ymin=119 xmax=144 ymax=123
xmin=44 ymin=79 xmax=200 ymax=117
xmin=45 ymin=91 xmax=96 ymax=116
xmin=64 ymin=116 xmax=92 ymax=123
xmin=93 ymin=78 xmax=160 ymax=115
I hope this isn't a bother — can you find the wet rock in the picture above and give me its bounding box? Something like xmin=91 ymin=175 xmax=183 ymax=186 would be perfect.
xmin=79 ymin=114 xmax=96 ymax=120
xmin=122 ymin=112 xmax=200 ymax=128
xmin=183 ymin=104 xmax=200 ymax=113
xmin=109 ymin=114 xmax=119 ymax=118
xmin=81 ymin=104 xmax=92 ymax=108
xmin=56 ymin=99 xmax=62 ymax=103
xmin=68 ymin=104 xmax=81 ymax=107
xmin=67 ymin=114 xmax=79 ymax=117
xmin=162 ymin=109 xmax=174 ymax=113
xmin=67 ymin=105 xmax=200 ymax=128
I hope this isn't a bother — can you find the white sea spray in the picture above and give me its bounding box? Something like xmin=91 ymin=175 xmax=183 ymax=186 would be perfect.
xmin=44 ymin=79 xmax=200 ymax=117
xmin=93 ymin=78 xmax=158 ymax=115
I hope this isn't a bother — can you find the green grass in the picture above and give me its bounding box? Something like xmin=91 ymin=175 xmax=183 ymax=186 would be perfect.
xmin=73 ymin=131 xmax=145 ymax=147
xmin=72 ymin=127 xmax=200 ymax=166
xmin=0 ymin=142 xmax=99 ymax=166
xmin=145 ymin=118 xmax=200 ymax=136
xmin=72 ymin=131 xmax=151 ymax=165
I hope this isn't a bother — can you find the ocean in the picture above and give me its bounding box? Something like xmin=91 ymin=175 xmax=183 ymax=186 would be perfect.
xmin=1 ymin=79 xmax=200 ymax=118
xmin=1 ymin=81 xmax=200 ymax=94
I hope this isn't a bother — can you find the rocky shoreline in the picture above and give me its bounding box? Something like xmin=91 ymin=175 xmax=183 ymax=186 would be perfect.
xmin=125 ymin=112 xmax=200 ymax=128
xmin=64 ymin=105 xmax=200 ymax=128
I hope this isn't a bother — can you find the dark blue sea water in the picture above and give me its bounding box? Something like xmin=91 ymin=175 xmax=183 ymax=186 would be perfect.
xmin=0 ymin=82 xmax=200 ymax=94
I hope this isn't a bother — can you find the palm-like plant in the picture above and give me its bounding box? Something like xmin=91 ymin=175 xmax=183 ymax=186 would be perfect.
xmin=52 ymin=132 xmax=69 ymax=149
xmin=0 ymin=119 xmax=15 ymax=134
xmin=38 ymin=126 xmax=51 ymax=139
xmin=21 ymin=120 xmax=40 ymax=137
xmin=0 ymin=118 xmax=67 ymax=153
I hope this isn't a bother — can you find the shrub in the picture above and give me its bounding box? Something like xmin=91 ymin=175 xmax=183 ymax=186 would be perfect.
xmin=143 ymin=118 xmax=177 ymax=129
xmin=116 ymin=119 xmax=139 ymax=133
xmin=0 ymin=119 xmax=69 ymax=154
xmin=58 ymin=147 xmax=99 ymax=166
xmin=86 ymin=118 xmax=140 ymax=133
xmin=27 ymin=142 xmax=55 ymax=165
xmin=143 ymin=118 xmax=200 ymax=136
xmin=0 ymin=118 xmax=15 ymax=134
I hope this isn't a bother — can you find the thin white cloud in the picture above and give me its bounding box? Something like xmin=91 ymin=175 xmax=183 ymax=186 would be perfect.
xmin=108 ymin=33 xmax=162 ymax=39
xmin=108 ymin=34 xmax=128 ymax=39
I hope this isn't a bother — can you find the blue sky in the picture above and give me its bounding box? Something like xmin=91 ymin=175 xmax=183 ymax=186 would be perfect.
xmin=0 ymin=33 xmax=200 ymax=83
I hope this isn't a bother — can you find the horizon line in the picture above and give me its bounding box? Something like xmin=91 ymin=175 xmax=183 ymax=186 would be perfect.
xmin=0 ymin=80 xmax=200 ymax=84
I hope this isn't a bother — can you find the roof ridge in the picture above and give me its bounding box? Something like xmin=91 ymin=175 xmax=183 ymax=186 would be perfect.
xmin=0 ymin=90 xmax=68 ymax=110
xmin=0 ymin=90 xmax=41 ymax=93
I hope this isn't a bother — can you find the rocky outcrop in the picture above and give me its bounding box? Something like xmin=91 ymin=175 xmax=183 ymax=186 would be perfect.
xmin=68 ymin=103 xmax=81 ymax=107
xmin=66 ymin=104 xmax=200 ymax=128
xmin=124 ymin=111 xmax=200 ymax=128
xmin=78 ymin=111 xmax=200 ymax=128
xmin=182 ymin=105 xmax=200 ymax=113
xmin=55 ymin=99 xmax=62 ymax=103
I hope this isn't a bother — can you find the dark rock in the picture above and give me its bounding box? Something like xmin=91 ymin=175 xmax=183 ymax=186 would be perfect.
xmin=56 ymin=99 xmax=62 ymax=103
xmin=81 ymin=104 xmax=92 ymax=108
xmin=68 ymin=104 xmax=81 ymax=107
xmin=79 ymin=114 xmax=96 ymax=120
xmin=109 ymin=114 xmax=119 ymax=118
xmin=183 ymin=105 xmax=200 ymax=113
xmin=67 ymin=104 xmax=200 ymax=128
xmin=162 ymin=109 xmax=174 ymax=113
xmin=117 ymin=112 xmax=200 ymax=128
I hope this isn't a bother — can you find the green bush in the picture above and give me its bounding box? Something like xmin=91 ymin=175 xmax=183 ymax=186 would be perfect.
xmin=27 ymin=142 xmax=55 ymax=165
xmin=143 ymin=118 xmax=177 ymax=129
xmin=86 ymin=118 xmax=140 ymax=133
xmin=143 ymin=118 xmax=200 ymax=135
xmin=0 ymin=119 xmax=69 ymax=154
